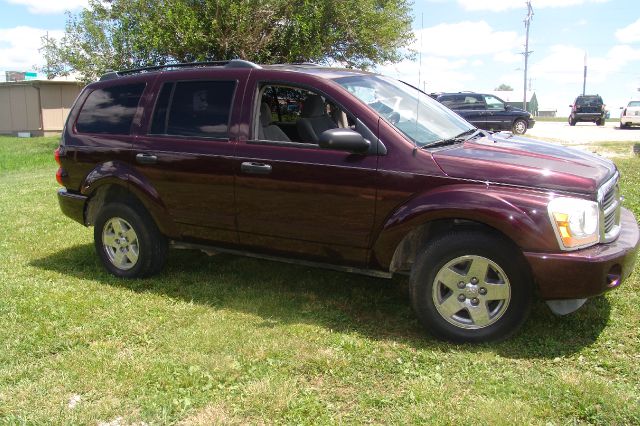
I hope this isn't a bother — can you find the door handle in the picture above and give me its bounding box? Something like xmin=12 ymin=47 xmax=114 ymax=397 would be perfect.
xmin=241 ymin=162 xmax=272 ymax=175
xmin=136 ymin=153 xmax=157 ymax=165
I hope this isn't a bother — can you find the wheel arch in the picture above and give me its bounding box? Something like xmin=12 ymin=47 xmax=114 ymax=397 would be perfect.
xmin=371 ymin=185 xmax=555 ymax=274
xmin=80 ymin=162 xmax=180 ymax=239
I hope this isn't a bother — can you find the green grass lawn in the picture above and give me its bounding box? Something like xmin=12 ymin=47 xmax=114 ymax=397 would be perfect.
xmin=1 ymin=136 xmax=639 ymax=424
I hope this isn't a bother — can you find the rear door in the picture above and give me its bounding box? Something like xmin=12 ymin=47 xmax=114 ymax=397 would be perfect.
xmin=132 ymin=69 xmax=249 ymax=244
xmin=440 ymin=94 xmax=486 ymax=128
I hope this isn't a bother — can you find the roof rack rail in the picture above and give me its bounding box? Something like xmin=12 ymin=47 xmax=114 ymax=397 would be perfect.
xmin=99 ymin=59 xmax=261 ymax=81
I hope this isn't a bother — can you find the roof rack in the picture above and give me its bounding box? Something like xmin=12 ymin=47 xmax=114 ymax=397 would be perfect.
xmin=99 ymin=59 xmax=261 ymax=81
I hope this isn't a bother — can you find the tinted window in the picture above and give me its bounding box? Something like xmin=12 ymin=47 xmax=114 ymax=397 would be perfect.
xmin=576 ymin=96 xmax=603 ymax=106
xmin=76 ymin=83 xmax=145 ymax=134
xmin=439 ymin=94 xmax=485 ymax=110
xmin=151 ymin=81 xmax=236 ymax=138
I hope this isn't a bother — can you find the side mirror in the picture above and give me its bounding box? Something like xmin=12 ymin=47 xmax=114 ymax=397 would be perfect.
xmin=620 ymin=106 xmax=624 ymax=109
xmin=319 ymin=128 xmax=370 ymax=153
xmin=504 ymin=104 xmax=512 ymax=110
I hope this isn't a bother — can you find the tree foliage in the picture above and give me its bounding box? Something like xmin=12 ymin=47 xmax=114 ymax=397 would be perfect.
xmin=40 ymin=0 xmax=414 ymax=82
xmin=494 ymin=83 xmax=514 ymax=91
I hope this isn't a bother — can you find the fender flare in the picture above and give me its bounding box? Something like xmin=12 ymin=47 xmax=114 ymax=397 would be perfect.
xmin=80 ymin=161 xmax=180 ymax=238
xmin=371 ymin=183 xmax=555 ymax=270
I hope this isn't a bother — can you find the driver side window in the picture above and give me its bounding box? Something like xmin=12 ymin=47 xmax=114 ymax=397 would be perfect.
xmin=255 ymin=84 xmax=354 ymax=144
xmin=484 ymin=95 xmax=505 ymax=111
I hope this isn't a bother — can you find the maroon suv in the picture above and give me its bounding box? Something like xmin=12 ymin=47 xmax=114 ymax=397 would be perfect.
xmin=55 ymin=60 xmax=639 ymax=342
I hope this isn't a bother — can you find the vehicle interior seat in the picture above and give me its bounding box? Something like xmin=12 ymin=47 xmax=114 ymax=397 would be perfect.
xmin=296 ymin=95 xmax=337 ymax=143
xmin=258 ymin=102 xmax=290 ymax=141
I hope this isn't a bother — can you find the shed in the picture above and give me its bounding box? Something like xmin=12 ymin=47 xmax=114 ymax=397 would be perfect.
xmin=0 ymin=80 xmax=83 ymax=136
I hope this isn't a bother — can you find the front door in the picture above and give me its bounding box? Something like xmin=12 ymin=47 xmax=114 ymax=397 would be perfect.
xmin=234 ymin=78 xmax=378 ymax=266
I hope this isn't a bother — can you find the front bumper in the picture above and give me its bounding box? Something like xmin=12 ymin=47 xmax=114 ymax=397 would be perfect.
xmin=524 ymin=207 xmax=639 ymax=299
xmin=57 ymin=188 xmax=88 ymax=225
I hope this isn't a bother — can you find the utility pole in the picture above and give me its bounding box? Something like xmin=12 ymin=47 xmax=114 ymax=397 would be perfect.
xmin=522 ymin=1 xmax=534 ymax=111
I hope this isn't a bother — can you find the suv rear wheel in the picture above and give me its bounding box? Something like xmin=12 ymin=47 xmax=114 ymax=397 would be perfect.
xmin=568 ymin=116 xmax=576 ymax=126
xmin=409 ymin=231 xmax=532 ymax=343
xmin=94 ymin=202 xmax=168 ymax=278
xmin=596 ymin=118 xmax=605 ymax=126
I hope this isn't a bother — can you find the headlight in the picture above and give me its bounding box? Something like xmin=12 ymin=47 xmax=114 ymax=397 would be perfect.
xmin=547 ymin=197 xmax=600 ymax=250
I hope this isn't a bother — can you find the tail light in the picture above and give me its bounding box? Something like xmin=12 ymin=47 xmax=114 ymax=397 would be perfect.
xmin=54 ymin=147 xmax=62 ymax=166
xmin=54 ymin=147 xmax=66 ymax=186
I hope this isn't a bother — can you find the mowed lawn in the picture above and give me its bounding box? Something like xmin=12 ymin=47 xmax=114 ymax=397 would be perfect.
xmin=0 ymin=136 xmax=639 ymax=425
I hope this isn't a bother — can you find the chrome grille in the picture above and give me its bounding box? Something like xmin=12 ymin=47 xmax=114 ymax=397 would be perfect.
xmin=598 ymin=173 xmax=621 ymax=242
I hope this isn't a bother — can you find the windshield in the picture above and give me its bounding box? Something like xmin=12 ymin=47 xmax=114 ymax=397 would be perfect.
xmin=628 ymin=101 xmax=640 ymax=107
xmin=335 ymin=75 xmax=474 ymax=147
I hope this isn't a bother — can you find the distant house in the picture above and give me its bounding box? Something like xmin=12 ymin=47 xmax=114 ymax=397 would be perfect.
xmin=491 ymin=90 xmax=538 ymax=116
xmin=0 ymin=79 xmax=83 ymax=137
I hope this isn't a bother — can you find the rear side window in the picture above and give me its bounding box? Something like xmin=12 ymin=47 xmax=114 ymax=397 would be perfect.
xmin=150 ymin=80 xmax=236 ymax=138
xmin=76 ymin=83 xmax=145 ymax=134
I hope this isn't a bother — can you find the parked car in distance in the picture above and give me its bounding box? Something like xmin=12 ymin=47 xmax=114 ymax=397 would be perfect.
xmin=55 ymin=61 xmax=639 ymax=343
xmin=569 ymin=95 xmax=606 ymax=126
xmin=432 ymin=92 xmax=534 ymax=135
xmin=620 ymin=100 xmax=640 ymax=128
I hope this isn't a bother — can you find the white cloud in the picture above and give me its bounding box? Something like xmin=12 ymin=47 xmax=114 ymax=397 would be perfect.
xmin=0 ymin=26 xmax=64 ymax=71
xmin=377 ymin=57 xmax=475 ymax=93
xmin=456 ymin=0 xmax=610 ymax=12
xmin=6 ymin=0 xmax=87 ymax=14
xmin=616 ymin=18 xmax=640 ymax=43
xmin=413 ymin=21 xmax=522 ymax=57
xmin=532 ymin=44 xmax=640 ymax=86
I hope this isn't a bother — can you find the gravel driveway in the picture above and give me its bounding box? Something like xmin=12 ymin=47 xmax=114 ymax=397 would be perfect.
xmin=526 ymin=121 xmax=640 ymax=144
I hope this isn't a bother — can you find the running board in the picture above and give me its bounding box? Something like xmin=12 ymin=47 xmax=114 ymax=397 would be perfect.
xmin=171 ymin=241 xmax=393 ymax=279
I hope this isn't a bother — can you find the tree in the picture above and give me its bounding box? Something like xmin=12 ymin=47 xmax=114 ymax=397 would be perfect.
xmin=39 ymin=0 xmax=414 ymax=82
xmin=494 ymin=84 xmax=514 ymax=91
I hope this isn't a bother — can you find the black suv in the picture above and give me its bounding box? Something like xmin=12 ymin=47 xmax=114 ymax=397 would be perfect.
xmin=569 ymin=95 xmax=606 ymax=126
xmin=433 ymin=92 xmax=534 ymax=135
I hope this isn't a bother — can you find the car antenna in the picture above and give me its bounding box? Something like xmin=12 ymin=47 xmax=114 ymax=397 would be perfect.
xmin=413 ymin=12 xmax=424 ymax=154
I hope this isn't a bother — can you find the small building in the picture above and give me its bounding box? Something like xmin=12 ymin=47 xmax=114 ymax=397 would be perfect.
xmin=491 ymin=90 xmax=538 ymax=116
xmin=537 ymin=108 xmax=557 ymax=118
xmin=0 ymin=80 xmax=83 ymax=137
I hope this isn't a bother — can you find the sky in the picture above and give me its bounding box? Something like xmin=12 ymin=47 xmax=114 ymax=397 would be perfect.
xmin=1 ymin=0 xmax=639 ymax=117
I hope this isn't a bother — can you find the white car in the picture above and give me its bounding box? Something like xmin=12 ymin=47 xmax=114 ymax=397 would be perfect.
xmin=620 ymin=101 xmax=640 ymax=128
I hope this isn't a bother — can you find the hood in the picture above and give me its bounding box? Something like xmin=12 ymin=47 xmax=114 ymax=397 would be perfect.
xmin=432 ymin=133 xmax=616 ymax=195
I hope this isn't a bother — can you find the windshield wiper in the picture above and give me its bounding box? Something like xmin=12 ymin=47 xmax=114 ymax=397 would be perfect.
xmin=423 ymin=128 xmax=483 ymax=149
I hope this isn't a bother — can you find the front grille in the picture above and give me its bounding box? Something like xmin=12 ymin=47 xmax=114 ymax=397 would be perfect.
xmin=598 ymin=173 xmax=621 ymax=242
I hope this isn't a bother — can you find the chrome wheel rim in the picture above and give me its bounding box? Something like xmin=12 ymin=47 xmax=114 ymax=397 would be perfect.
xmin=432 ymin=255 xmax=511 ymax=329
xmin=102 ymin=217 xmax=139 ymax=270
xmin=514 ymin=121 xmax=526 ymax=134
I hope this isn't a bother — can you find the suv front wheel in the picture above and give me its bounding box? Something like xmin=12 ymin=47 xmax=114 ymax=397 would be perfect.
xmin=94 ymin=202 xmax=168 ymax=278
xmin=512 ymin=119 xmax=528 ymax=135
xmin=410 ymin=230 xmax=532 ymax=343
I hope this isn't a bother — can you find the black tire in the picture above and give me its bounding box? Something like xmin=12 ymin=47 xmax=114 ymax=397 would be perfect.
xmin=94 ymin=202 xmax=168 ymax=278
xmin=409 ymin=230 xmax=532 ymax=343
xmin=512 ymin=119 xmax=527 ymax=135
xmin=596 ymin=118 xmax=605 ymax=126
xmin=568 ymin=116 xmax=576 ymax=126
xmin=620 ymin=122 xmax=628 ymax=129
